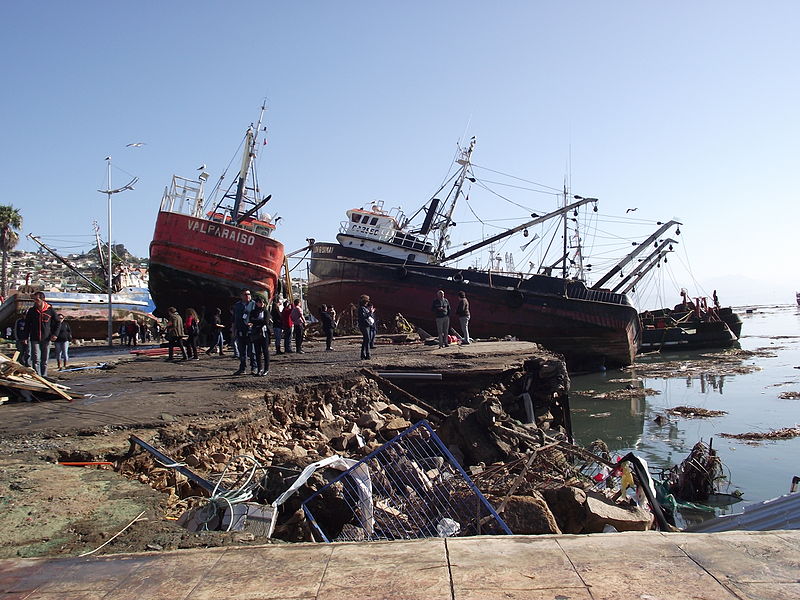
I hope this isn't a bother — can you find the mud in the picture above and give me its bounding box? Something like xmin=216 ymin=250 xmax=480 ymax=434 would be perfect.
xmin=0 ymin=338 xmax=557 ymax=558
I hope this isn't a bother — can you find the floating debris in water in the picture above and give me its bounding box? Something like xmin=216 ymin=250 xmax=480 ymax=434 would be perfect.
xmin=778 ymin=391 xmax=800 ymax=399
xmin=720 ymin=427 xmax=800 ymax=441
xmin=667 ymin=406 xmax=728 ymax=418
xmin=574 ymin=387 xmax=661 ymax=400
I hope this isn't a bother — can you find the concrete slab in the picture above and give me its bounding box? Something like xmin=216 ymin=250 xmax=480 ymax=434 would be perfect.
xmin=670 ymin=531 xmax=800 ymax=584
xmin=728 ymin=582 xmax=800 ymax=600
xmin=1 ymin=532 xmax=799 ymax=600
xmin=447 ymin=536 xmax=585 ymax=592
xmin=190 ymin=544 xmax=333 ymax=600
xmin=318 ymin=539 xmax=450 ymax=600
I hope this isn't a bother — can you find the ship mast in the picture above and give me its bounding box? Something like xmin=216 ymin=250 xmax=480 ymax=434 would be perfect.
xmin=27 ymin=234 xmax=106 ymax=293
xmin=432 ymin=137 xmax=476 ymax=260
xmin=230 ymin=104 xmax=267 ymax=223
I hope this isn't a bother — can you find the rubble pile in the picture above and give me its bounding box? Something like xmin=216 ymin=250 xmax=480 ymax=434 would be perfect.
xmin=120 ymin=357 xmax=661 ymax=541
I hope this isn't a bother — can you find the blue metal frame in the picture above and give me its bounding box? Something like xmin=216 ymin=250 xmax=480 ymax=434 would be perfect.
xmin=302 ymin=420 xmax=512 ymax=542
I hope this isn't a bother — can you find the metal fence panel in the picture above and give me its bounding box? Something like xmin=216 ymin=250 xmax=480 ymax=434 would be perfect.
xmin=302 ymin=420 xmax=512 ymax=542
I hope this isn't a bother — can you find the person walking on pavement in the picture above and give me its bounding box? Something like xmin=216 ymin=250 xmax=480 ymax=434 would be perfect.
xmin=270 ymin=297 xmax=283 ymax=354
xmin=205 ymin=308 xmax=226 ymax=355
xmin=185 ymin=308 xmax=201 ymax=360
xmin=232 ymin=289 xmax=257 ymax=375
xmin=290 ymin=299 xmax=306 ymax=353
xmin=249 ymin=295 xmax=271 ymax=376
xmin=432 ymin=289 xmax=451 ymax=348
xmin=25 ymin=291 xmax=59 ymax=377
xmin=53 ymin=314 xmax=72 ymax=370
xmin=456 ymin=290 xmax=471 ymax=344
xmin=165 ymin=307 xmax=188 ymax=361
xmin=357 ymin=295 xmax=373 ymax=360
xmin=14 ymin=315 xmax=29 ymax=367
xmin=281 ymin=300 xmax=294 ymax=354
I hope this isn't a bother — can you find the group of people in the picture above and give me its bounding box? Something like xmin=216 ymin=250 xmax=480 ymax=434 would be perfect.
xmin=13 ymin=287 xmax=472 ymax=381
xmin=161 ymin=290 xmax=313 ymax=377
xmin=14 ymin=291 xmax=73 ymax=377
xmin=357 ymin=295 xmax=377 ymax=359
xmin=432 ymin=289 xmax=471 ymax=348
xmin=232 ymin=290 xmax=308 ymax=376
xmin=118 ymin=320 xmax=153 ymax=346
xmin=163 ymin=307 xmax=203 ymax=363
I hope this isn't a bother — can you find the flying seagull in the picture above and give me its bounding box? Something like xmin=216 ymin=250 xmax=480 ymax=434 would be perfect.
xmin=126 ymin=142 xmax=146 ymax=148
xmin=197 ymin=164 xmax=206 ymax=171
xmin=626 ymin=208 xmax=638 ymax=213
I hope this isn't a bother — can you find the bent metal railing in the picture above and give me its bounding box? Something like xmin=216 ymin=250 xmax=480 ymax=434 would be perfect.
xmin=301 ymin=420 xmax=512 ymax=542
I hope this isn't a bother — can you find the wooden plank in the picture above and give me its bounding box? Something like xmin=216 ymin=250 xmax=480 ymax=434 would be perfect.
xmin=0 ymin=352 xmax=72 ymax=401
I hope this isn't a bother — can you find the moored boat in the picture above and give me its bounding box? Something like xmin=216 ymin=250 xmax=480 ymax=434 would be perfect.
xmin=148 ymin=106 xmax=285 ymax=319
xmin=307 ymin=139 xmax=642 ymax=370
xmin=639 ymin=291 xmax=741 ymax=353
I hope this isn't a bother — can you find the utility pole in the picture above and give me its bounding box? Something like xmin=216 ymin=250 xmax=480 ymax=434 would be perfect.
xmin=97 ymin=157 xmax=137 ymax=347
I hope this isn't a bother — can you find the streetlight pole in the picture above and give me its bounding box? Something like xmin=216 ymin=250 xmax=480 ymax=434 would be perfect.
xmin=98 ymin=157 xmax=137 ymax=348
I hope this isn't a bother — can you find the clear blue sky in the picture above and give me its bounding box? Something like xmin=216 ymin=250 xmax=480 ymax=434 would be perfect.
xmin=4 ymin=1 xmax=798 ymax=308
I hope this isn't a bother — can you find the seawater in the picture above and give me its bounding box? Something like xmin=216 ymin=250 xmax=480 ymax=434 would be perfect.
xmin=570 ymin=303 xmax=800 ymax=515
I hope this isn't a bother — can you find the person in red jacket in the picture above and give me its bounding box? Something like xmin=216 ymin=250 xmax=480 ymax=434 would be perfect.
xmin=24 ymin=291 xmax=60 ymax=377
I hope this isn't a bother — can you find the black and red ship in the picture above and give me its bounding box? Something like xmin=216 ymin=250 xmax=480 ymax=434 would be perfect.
xmin=307 ymin=139 xmax=644 ymax=370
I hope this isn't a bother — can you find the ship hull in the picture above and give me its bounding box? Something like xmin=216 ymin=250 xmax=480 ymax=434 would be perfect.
xmin=2 ymin=289 xmax=157 ymax=340
xmin=148 ymin=211 xmax=284 ymax=318
xmin=308 ymin=242 xmax=641 ymax=370
xmin=640 ymin=320 xmax=737 ymax=353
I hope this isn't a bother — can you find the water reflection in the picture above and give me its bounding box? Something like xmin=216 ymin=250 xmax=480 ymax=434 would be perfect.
xmin=570 ymin=304 xmax=800 ymax=512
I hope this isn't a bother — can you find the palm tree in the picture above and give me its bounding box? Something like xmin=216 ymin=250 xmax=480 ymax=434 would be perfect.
xmin=0 ymin=205 xmax=23 ymax=298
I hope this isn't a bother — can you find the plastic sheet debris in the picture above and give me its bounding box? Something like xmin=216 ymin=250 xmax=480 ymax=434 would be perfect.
xmin=301 ymin=420 xmax=511 ymax=542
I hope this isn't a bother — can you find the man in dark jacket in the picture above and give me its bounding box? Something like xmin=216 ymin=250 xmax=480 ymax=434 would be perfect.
xmin=232 ymin=289 xmax=256 ymax=375
xmin=24 ymin=291 xmax=60 ymax=377
xmin=431 ymin=289 xmax=451 ymax=348
xmin=14 ymin=316 xmax=29 ymax=367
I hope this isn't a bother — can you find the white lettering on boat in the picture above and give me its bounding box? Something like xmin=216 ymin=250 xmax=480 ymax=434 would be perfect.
xmin=187 ymin=219 xmax=256 ymax=246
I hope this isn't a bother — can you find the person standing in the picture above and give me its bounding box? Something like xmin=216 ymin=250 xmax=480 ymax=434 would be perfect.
xmin=14 ymin=315 xmax=29 ymax=367
xmin=432 ymin=289 xmax=451 ymax=348
xmin=367 ymin=301 xmax=377 ymax=349
xmin=281 ymin=300 xmax=294 ymax=354
xmin=319 ymin=304 xmax=335 ymax=351
xmin=25 ymin=291 xmax=59 ymax=377
xmin=249 ymin=295 xmax=271 ymax=376
xmin=205 ymin=308 xmax=226 ymax=356
xmin=271 ymin=297 xmax=283 ymax=354
xmin=185 ymin=308 xmax=201 ymax=360
xmin=127 ymin=320 xmax=139 ymax=347
xmin=290 ymin=299 xmax=306 ymax=353
xmin=357 ymin=295 xmax=373 ymax=360
xmin=456 ymin=290 xmax=471 ymax=345
xmin=53 ymin=314 xmax=72 ymax=370
xmin=232 ymin=289 xmax=256 ymax=375
xmin=165 ymin=307 xmax=188 ymax=361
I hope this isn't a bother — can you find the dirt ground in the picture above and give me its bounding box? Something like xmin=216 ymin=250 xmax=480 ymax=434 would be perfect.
xmin=0 ymin=336 xmax=554 ymax=558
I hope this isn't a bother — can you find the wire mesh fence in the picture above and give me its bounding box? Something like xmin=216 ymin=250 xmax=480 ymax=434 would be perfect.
xmin=302 ymin=420 xmax=512 ymax=542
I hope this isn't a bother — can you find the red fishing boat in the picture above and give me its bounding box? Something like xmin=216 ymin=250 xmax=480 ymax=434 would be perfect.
xmin=149 ymin=106 xmax=284 ymax=319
